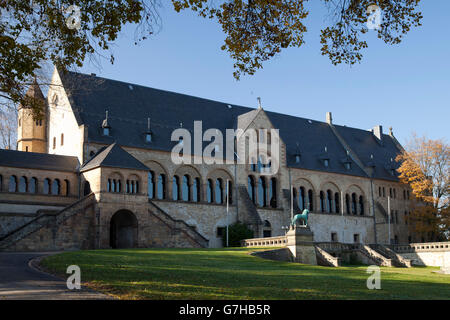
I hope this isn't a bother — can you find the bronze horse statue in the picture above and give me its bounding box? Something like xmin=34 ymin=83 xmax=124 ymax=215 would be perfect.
xmin=291 ymin=209 xmax=309 ymax=227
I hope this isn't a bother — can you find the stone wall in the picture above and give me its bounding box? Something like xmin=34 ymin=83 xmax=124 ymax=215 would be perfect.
xmin=1 ymin=194 xmax=97 ymax=251
xmin=393 ymin=242 xmax=450 ymax=267
xmin=308 ymin=212 xmax=375 ymax=244
xmin=47 ymin=69 xmax=85 ymax=161
xmin=0 ymin=213 xmax=36 ymax=238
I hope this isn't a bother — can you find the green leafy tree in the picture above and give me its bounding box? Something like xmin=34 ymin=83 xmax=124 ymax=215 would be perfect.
xmin=1 ymin=0 xmax=422 ymax=118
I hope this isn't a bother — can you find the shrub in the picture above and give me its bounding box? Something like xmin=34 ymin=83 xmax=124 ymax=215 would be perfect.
xmin=222 ymin=222 xmax=254 ymax=247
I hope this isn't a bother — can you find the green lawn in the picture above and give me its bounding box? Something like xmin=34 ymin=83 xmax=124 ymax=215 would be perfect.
xmin=40 ymin=248 xmax=450 ymax=300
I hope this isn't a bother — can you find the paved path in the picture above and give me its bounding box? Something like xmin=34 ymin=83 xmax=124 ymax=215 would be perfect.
xmin=0 ymin=252 xmax=111 ymax=300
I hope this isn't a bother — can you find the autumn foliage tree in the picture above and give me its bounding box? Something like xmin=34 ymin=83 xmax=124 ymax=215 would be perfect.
xmin=396 ymin=135 xmax=450 ymax=241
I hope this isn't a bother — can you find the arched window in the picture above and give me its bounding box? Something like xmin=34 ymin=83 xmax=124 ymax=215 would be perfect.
xmin=326 ymin=190 xmax=333 ymax=213
xmin=215 ymin=178 xmax=223 ymax=204
xmin=258 ymin=177 xmax=267 ymax=207
xmin=9 ymin=175 xmax=17 ymax=192
xmin=193 ymin=177 xmax=200 ymax=202
xmin=29 ymin=177 xmax=37 ymax=194
xmin=117 ymin=180 xmax=122 ymax=193
xmin=248 ymin=176 xmax=255 ymax=204
xmin=44 ymin=178 xmax=51 ymax=194
xmin=19 ymin=176 xmax=27 ymax=193
xmin=359 ymin=196 xmax=365 ymax=215
xmin=0 ymin=175 xmax=2 ymax=191
xmin=51 ymin=179 xmax=60 ymax=195
xmin=320 ymin=191 xmax=325 ymax=212
xmin=111 ymin=179 xmax=116 ymax=192
xmin=148 ymin=171 xmax=155 ymax=199
xmin=269 ymin=178 xmax=277 ymax=208
xmin=334 ymin=192 xmax=340 ymax=214
xmin=207 ymin=179 xmax=213 ymax=203
xmin=351 ymin=193 xmax=357 ymax=215
xmin=346 ymin=194 xmax=350 ymax=214
xmin=182 ymin=175 xmax=190 ymax=201
xmin=64 ymin=179 xmax=70 ymax=196
xmin=107 ymin=179 xmax=111 ymax=192
xmin=83 ymin=181 xmax=91 ymax=196
xmin=126 ymin=180 xmax=138 ymax=194
xmin=172 ymin=176 xmax=180 ymax=200
xmin=157 ymin=174 xmax=166 ymax=199
xmin=298 ymin=187 xmax=306 ymax=211
xmin=308 ymin=189 xmax=314 ymax=211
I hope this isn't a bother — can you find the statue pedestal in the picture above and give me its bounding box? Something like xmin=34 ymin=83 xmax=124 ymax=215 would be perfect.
xmin=286 ymin=225 xmax=317 ymax=265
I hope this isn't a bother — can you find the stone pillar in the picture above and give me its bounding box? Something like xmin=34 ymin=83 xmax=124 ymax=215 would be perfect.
xmin=286 ymin=225 xmax=317 ymax=265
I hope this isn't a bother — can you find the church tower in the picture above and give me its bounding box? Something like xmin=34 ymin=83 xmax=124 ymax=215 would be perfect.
xmin=17 ymin=82 xmax=48 ymax=153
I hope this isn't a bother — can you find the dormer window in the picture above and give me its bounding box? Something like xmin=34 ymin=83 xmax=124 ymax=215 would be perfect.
xmin=345 ymin=162 xmax=351 ymax=170
xmin=391 ymin=169 xmax=396 ymax=176
xmin=145 ymin=118 xmax=152 ymax=143
xmin=294 ymin=142 xmax=301 ymax=164
xmin=324 ymin=159 xmax=329 ymax=167
xmin=102 ymin=110 xmax=111 ymax=136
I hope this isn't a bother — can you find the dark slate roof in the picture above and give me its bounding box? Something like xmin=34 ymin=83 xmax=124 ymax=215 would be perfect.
xmin=333 ymin=125 xmax=402 ymax=181
xmin=59 ymin=70 xmax=402 ymax=181
xmin=81 ymin=143 xmax=149 ymax=172
xmin=0 ymin=149 xmax=79 ymax=172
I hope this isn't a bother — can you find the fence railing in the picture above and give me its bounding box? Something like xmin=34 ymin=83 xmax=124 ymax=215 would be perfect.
xmin=241 ymin=235 xmax=287 ymax=247
xmin=392 ymin=242 xmax=450 ymax=253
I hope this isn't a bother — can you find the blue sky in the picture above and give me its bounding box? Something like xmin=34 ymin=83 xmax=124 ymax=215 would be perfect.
xmin=76 ymin=1 xmax=449 ymax=145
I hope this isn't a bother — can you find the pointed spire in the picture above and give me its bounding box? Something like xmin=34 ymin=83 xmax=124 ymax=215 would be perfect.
xmin=25 ymin=79 xmax=45 ymax=100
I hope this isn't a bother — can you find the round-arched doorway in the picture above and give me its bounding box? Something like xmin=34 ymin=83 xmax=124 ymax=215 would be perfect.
xmin=110 ymin=210 xmax=138 ymax=249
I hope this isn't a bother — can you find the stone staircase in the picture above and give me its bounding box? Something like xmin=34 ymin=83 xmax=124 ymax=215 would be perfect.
xmin=370 ymin=244 xmax=412 ymax=268
xmin=0 ymin=193 xmax=96 ymax=251
xmin=375 ymin=201 xmax=389 ymax=222
xmin=237 ymin=185 xmax=262 ymax=234
xmin=147 ymin=200 xmax=209 ymax=248
xmin=315 ymin=246 xmax=341 ymax=267
xmin=357 ymin=244 xmax=393 ymax=266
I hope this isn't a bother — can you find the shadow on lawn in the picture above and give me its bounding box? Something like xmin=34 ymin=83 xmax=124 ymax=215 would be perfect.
xmin=43 ymin=248 xmax=450 ymax=300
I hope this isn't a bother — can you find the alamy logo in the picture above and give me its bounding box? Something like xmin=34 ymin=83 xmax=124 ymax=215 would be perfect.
xmin=66 ymin=265 xmax=81 ymax=290
xmin=366 ymin=265 xmax=381 ymax=290
xmin=65 ymin=5 xmax=81 ymax=30
xmin=366 ymin=5 xmax=382 ymax=30
xmin=170 ymin=122 xmax=281 ymax=175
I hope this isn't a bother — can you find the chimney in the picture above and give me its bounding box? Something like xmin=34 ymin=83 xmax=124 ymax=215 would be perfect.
xmin=373 ymin=125 xmax=383 ymax=141
xmin=389 ymin=127 xmax=394 ymax=137
xmin=326 ymin=112 xmax=333 ymax=125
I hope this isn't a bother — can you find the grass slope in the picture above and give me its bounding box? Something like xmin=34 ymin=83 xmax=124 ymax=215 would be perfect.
xmin=41 ymin=248 xmax=450 ymax=300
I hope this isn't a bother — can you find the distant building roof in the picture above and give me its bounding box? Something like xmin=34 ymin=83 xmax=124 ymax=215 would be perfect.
xmin=81 ymin=143 xmax=149 ymax=172
xmin=0 ymin=149 xmax=79 ymax=172
xmin=59 ymin=70 xmax=402 ymax=181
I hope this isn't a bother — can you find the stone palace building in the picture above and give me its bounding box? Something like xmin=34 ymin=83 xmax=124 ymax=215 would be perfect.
xmin=0 ymin=68 xmax=418 ymax=251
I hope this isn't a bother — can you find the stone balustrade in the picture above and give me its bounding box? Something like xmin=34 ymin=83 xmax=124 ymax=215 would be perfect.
xmin=241 ymin=235 xmax=287 ymax=247
xmin=392 ymin=242 xmax=450 ymax=253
